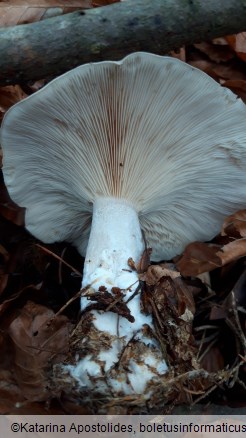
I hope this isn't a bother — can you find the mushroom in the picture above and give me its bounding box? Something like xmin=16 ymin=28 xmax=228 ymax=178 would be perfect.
xmin=1 ymin=52 xmax=246 ymax=397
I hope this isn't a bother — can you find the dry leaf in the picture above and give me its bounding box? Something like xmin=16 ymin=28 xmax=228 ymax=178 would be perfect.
xmin=0 ymin=1 xmax=120 ymax=26
xmin=0 ymin=3 xmax=91 ymax=27
xmin=218 ymin=239 xmax=246 ymax=266
xmin=188 ymin=60 xmax=221 ymax=81
xmin=0 ymin=85 xmax=27 ymax=122
xmin=8 ymin=301 xmax=72 ymax=401
xmin=226 ymin=33 xmax=246 ymax=62
xmin=189 ymin=59 xmax=246 ymax=82
xmin=177 ymin=210 xmax=246 ymax=277
xmin=0 ymin=6 xmax=50 ymax=26
xmin=140 ymin=263 xmax=180 ymax=285
xmin=222 ymin=210 xmax=246 ymax=238
xmin=177 ymin=239 xmax=246 ymax=277
xmin=194 ymin=42 xmax=234 ymax=63
xmin=0 ymin=85 xmax=27 ymax=109
xmin=176 ymin=242 xmax=222 ymax=277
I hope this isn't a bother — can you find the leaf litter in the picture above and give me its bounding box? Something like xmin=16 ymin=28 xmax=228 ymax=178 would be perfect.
xmin=0 ymin=207 xmax=244 ymax=413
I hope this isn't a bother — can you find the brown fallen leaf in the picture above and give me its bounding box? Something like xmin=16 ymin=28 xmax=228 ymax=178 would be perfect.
xmin=194 ymin=42 xmax=234 ymax=63
xmin=177 ymin=239 xmax=246 ymax=277
xmin=0 ymin=85 xmax=27 ymax=110
xmin=0 ymin=2 xmax=92 ymax=27
xmin=140 ymin=262 xmax=180 ymax=285
xmin=8 ymin=301 xmax=73 ymax=401
xmin=176 ymin=242 xmax=222 ymax=277
xmin=0 ymin=6 xmax=50 ymax=26
xmin=0 ymin=85 xmax=27 ymax=122
xmin=226 ymin=33 xmax=246 ymax=62
xmin=189 ymin=59 xmax=246 ymax=82
xmin=188 ymin=60 xmax=221 ymax=81
xmin=217 ymin=239 xmax=246 ymax=266
xmin=0 ymin=1 xmax=121 ymax=27
xmin=221 ymin=210 xmax=246 ymax=238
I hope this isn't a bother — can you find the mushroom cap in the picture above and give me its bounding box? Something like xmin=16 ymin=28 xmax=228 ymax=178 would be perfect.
xmin=1 ymin=52 xmax=246 ymax=260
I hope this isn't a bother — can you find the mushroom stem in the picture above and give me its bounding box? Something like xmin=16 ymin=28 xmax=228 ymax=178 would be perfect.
xmin=68 ymin=197 xmax=168 ymax=395
xmin=81 ymin=196 xmax=144 ymax=308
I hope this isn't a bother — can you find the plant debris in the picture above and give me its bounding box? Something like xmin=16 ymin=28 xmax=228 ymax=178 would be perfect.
xmin=0 ymin=205 xmax=245 ymax=413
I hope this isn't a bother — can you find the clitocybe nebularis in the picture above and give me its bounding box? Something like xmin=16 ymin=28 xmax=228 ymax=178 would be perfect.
xmin=2 ymin=52 xmax=246 ymax=396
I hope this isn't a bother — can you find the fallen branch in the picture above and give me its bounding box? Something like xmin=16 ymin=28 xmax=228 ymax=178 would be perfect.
xmin=1 ymin=0 xmax=246 ymax=84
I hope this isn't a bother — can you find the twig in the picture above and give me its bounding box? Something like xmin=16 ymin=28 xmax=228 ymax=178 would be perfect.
xmin=36 ymin=243 xmax=82 ymax=277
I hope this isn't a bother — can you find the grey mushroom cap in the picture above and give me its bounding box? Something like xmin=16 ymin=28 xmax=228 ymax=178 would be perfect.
xmin=1 ymin=52 xmax=246 ymax=260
